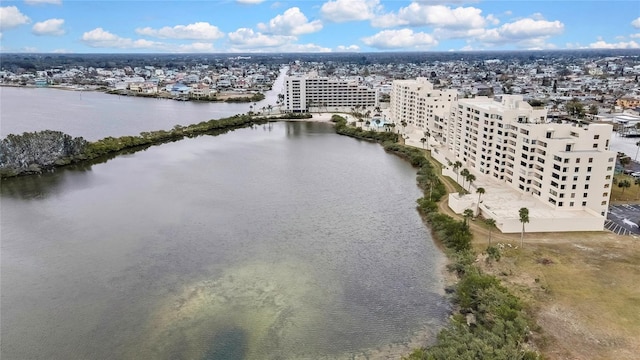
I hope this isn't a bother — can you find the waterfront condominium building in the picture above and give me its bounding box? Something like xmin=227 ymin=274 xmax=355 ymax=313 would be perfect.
xmin=282 ymin=71 xmax=378 ymax=113
xmin=389 ymin=77 xmax=458 ymax=136
xmin=450 ymin=95 xmax=615 ymax=218
xmin=390 ymin=77 xmax=616 ymax=232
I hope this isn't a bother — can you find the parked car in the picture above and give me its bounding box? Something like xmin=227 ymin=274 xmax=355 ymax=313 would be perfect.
xmin=631 ymin=172 xmax=640 ymax=178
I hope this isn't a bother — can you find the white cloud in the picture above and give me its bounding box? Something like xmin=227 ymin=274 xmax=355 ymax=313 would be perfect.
xmin=257 ymin=7 xmax=322 ymax=35
xmin=336 ymin=44 xmax=360 ymax=51
xmin=135 ymin=22 xmax=224 ymax=40
xmin=227 ymin=28 xmax=296 ymax=48
xmin=25 ymin=0 xmax=61 ymax=5
xmin=362 ymin=28 xmax=438 ymax=49
xmin=32 ymin=18 xmax=65 ymax=36
xmin=236 ymin=0 xmax=265 ymax=4
xmin=372 ymin=4 xmax=487 ymax=29
xmin=630 ymin=33 xmax=640 ymax=39
xmin=175 ymin=42 xmax=216 ymax=53
xmin=589 ymin=40 xmax=639 ymax=49
xmin=476 ymin=18 xmax=564 ymax=46
xmin=0 ymin=6 xmax=31 ymax=30
xmin=321 ymin=0 xmax=380 ymax=23
xmin=81 ymin=28 xmax=164 ymax=49
xmin=632 ymin=17 xmax=640 ymax=29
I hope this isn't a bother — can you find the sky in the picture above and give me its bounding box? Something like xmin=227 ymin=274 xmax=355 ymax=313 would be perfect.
xmin=0 ymin=0 xmax=639 ymax=53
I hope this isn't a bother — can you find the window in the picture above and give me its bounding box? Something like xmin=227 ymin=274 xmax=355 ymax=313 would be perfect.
xmin=593 ymin=143 xmax=598 ymax=149
xmin=589 ymin=158 xmax=593 ymax=163
xmin=603 ymin=192 xmax=608 ymax=197
xmin=576 ymin=158 xmax=581 ymax=163
xmin=582 ymin=201 xmax=587 ymax=206
xmin=565 ymin=144 xmax=572 ymax=151
xmin=594 ymin=134 xmax=600 ymax=139
xmin=586 ymin=176 xmax=591 ymax=181
xmin=572 ymin=184 xmax=577 ymax=190
xmin=571 ymin=193 xmax=576 ymax=198
xmin=583 ymin=193 xmax=588 ymax=198
xmin=585 ymin=184 xmax=589 ymax=189
xmin=575 ymin=167 xmax=580 ymax=172
xmin=587 ymin=167 xmax=592 ymax=172
xmin=601 ymin=201 xmax=607 ymax=205
xmin=559 ymin=202 xmax=563 ymax=206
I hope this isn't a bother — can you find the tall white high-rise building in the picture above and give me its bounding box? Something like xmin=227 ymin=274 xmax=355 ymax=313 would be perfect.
xmin=390 ymin=78 xmax=616 ymax=232
xmin=283 ymin=72 xmax=378 ymax=113
xmin=389 ymin=77 xmax=457 ymax=137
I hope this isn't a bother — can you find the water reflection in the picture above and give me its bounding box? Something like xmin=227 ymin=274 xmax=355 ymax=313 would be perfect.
xmin=1 ymin=122 xmax=448 ymax=360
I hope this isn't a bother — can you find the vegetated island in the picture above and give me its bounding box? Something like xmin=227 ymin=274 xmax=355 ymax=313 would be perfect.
xmin=0 ymin=113 xmax=310 ymax=178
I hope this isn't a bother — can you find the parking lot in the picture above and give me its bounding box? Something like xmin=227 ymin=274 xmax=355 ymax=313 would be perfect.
xmin=606 ymin=204 xmax=640 ymax=236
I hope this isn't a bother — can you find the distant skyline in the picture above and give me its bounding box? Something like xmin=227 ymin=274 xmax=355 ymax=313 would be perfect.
xmin=1 ymin=0 xmax=639 ymax=53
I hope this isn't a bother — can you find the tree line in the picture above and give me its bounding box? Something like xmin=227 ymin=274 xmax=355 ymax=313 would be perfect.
xmin=0 ymin=113 xmax=312 ymax=178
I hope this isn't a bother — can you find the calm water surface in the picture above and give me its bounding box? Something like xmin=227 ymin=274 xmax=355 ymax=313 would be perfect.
xmin=0 ymin=68 xmax=284 ymax=141
xmin=1 ymin=122 xmax=448 ymax=360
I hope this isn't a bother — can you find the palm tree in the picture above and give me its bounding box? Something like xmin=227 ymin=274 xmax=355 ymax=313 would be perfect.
xmin=519 ymin=207 xmax=529 ymax=248
xmin=476 ymin=187 xmax=485 ymax=215
xmin=635 ymin=140 xmax=640 ymax=161
xmin=466 ymin=174 xmax=476 ymax=191
xmin=460 ymin=168 xmax=470 ymax=188
xmin=400 ymin=120 xmax=407 ymax=133
xmin=635 ymin=178 xmax=640 ymax=200
xmin=453 ymin=161 xmax=462 ymax=183
xmin=619 ymin=179 xmax=631 ymax=194
xmin=463 ymin=209 xmax=474 ymax=226
xmin=485 ymin=218 xmax=496 ymax=246
xmin=420 ymin=137 xmax=427 ymax=149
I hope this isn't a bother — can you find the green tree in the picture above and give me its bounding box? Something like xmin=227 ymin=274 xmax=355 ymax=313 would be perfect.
xmin=635 ymin=178 xmax=640 ymax=200
xmin=420 ymin=137 xmax=427 ymax=149
xmin=460 ymin=168 xmax=470 ymax=188
xmin=619 ymin=179 xmax=631 ymax=194
xmin=588 ymin=104 xmax=599 ymax=115
xmin=565 ymin=98 xmax=585 ymax=118
xmin=466 ymin=173 xmax=476 ymax=191
xmin=519 ymin=207 xmax=529 ymax=248
xmin=485 ymin=218 xmax=497 ymax=246
xmin=476 ymin=187 xmax=485 ymax=215
xmin=453 ymin=161 xmax=462 ymax=183
xmin=620 ymin=156 xmax=631 ymax=168
xmin=463 ymin=209 xmax=474 ymax=226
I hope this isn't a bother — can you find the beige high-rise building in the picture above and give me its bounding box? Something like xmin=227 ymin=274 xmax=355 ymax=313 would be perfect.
xmin=391 ymin=78 xmax=616 ymax=232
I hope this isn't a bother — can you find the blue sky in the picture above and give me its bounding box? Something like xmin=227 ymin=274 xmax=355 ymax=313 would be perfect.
xmin=1 ymin=0 xmax=639 ymax=53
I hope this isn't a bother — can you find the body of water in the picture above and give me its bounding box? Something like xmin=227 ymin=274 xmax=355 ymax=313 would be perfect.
xmin=0 ymin=68 xmax=285 ymax=141
xmin=1 ymin=74 xmax=449 ymax=359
